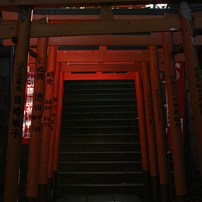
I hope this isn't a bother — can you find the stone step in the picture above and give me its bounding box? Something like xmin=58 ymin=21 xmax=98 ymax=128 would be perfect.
xmin=59 ymin=142 xmax=140 ymax=152
xmin=62 ymin=112 xmax=137 ymax=119
xmin=57 ymin=171 xmax=143 ymax=184
xmin=60 ymin=126 xmax=139 ymax=134
xmin=58 ymin=161 xmax=142 ymax=172
xmin=61 ymin=119 xmax=138 ymax=127
xmin=63 ymin=93 xmax=136 ymax=102
xmin=59 ymin=151 xmax=141 ymax=162
xmin=64 ymin=81 xmax=135 ymax=90
xmin=56 ymin=184 xmax=144 ymax=195
xmin=59 ymin=134 xmax=140 ymax=143
xmin=60 ymin=194 xmax=142 ymax=202
xmin=62 ymin=99 xmax=137 ymax=107
xmin=62 ymin=105 xmax=137 ymax=113
xmin=64 ymin=88 xmax=136 ymax=94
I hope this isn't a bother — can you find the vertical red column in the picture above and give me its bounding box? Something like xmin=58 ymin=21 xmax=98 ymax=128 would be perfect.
xmin=4 ymin=6 xmax=32 ymax=202
xmin=38 ymin=46 xmax=57 ymax=202
xmin=52 ymin=72 xmax=64 ymax=202
xmin=149 ymin=46 xmax=170 ymax=202
xmin=134 ymin=72 xmax=150 ymax=199
xmin=48 ymin=63 xmax=61 ymax=201
xmin=142 ymin=62 xmax=160 ymax=202
xmin=162 ymin=32 xmax=187 ymax=202
xmin=26 ymin=38 xmax=48 ymax=202
xmin=180 ymin=1 xmax=202 ymax=182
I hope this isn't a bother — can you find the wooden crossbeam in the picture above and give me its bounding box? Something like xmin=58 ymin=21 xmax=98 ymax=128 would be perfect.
xmin=0 ymin=18 xmax=181 ymax=39
xmin=0 ymin=0 xmax=195 ymax=9
xmin=2 ymin=11 xmax=202 ymax=46
xmin=2 ymin=34 xmax=171 ymax=46
xmin=5 ymin=33 xmax=202 ymax=46
xmin=28 ymin=49 xmax=185 ymax=63
xmin=60 ymin=63 xmax=165 ymax=71
xmin=1 ymin=10 xmax=167 ymax=21
xmin=60 ymin=63 xmax=142 ymax=72
xmin=63 ymin=72 xmax=137 ymax=80
xmin=57 ymin=49 xmax=153 ymax=62
xmin=1 ymin=14 xmax=202 ymax=40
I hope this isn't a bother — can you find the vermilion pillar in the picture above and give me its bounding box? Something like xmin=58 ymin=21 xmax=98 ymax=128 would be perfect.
xmin=4 ymin=6 xmax=32 ymax=202
xmin=48 ymin=63 xmax=61 ymax=202
xmin=142 ymin=62 xmax=160 ymax=202
xmin=26 ymin=38 xmax=48 ymax=202
xmin=134 ymin=72 xmax=150 ymax=200
xmin=162 ymin=32 xmax=187 ymax=201
xmin=52 ymin=72 xmax=64 ymax=202
xmin=180 ymin=1 xmax=202 ymax=182
xmin=148 ymin=46 xmax=170 ymax=202
xmin=38 ymin=46 xmax=57 ymax=202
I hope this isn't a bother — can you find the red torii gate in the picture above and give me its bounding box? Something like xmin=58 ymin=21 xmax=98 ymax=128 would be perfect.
xmin=2 ymin=1 xmax=202 ymax=202
xmin=29 ymin=50 xmax=172 ymax=202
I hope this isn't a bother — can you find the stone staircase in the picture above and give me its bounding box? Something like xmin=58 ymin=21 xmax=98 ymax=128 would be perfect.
xmin=57 ymin=80 xmax=144 ymax=195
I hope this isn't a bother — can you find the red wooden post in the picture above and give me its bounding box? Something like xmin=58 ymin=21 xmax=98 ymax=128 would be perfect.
xmin=4 ymin=6 xmax=32 ymax=202
xmin=52 ymin=72 xmax=64 ymax=202
xmin=48 ymin=63 xmax=61 ymax=201
xmin=134 ymin=72 xmax=150 ymax=200
xmin=180 ymin=1 xmax=202 ymax=182
xmin=38 ymin=46 xmax=57 ymax=202
xmin=149 ymin=46 xmax=171 ymax=202
xmin=162 ymin=32 xmax=187 ymax=201
xmin=26 ymin=38 xmax=48 ymax=202
xmin=142 ymin=62 xmax=160 ymax=201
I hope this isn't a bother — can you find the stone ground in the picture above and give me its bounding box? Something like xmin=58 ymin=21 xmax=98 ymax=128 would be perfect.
xmin=57 ymin=194 xmax=142 ymax=202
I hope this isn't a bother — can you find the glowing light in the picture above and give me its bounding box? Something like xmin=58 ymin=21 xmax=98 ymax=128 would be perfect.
xmin=145 ymin=4 xmax=168 ymax=9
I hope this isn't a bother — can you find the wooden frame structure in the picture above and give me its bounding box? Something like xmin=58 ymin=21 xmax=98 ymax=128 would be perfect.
xmin=2 ymin=1 xmax=202 ymax=202
xmin=0 ymin=0 xmax=201 ymax=9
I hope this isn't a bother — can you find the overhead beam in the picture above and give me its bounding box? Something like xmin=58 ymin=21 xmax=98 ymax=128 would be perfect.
xmin=60 ymin=63 xmax=165 ymax=72
xmin=1 ymin=15 xmax=202 ymax=39
xmin=56 ymin=50 xmax=185 ymax=62
xmin=0 ymin=0 xmax=196 ymax=9
xmin=60 ymin=63 xmax=142 ymax=72
xmin=4 ymin=35 xmax=162 ymax=46
xmin=29 ymin=49 xmax=152 ymax=63
xmin=1 ymin=13 xmax=202 ymax=39
xmin=57 ymin=50 xmax=151 ymax=62
xmin=5 ymin=32 xmax=202 ymax=46
xmin=1 ymin=10 xmax=166 ymax=21
xmin=3 ymin=10 xmax=202 ymax=22
xmin=0 ymin=10 xmax=166 ymax=21
xmin=28 ymin=49 xmax=185 ymax=63
xmin=63 ymin=72 xmax=137 ymax=80
xmin=0 ymin=18 xmax=181 ymax=39
xmin=1 ymin=33 xmax=177 ymax=46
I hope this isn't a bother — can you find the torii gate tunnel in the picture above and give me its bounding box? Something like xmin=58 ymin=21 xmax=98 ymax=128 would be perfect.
xmin=2 ymin=1 xmax=202 ymax=202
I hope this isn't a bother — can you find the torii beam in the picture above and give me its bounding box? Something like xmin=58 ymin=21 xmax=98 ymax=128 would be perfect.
xmin=28 ymin=49 xmax=185 ymax=64
xmin=2 ymin=10 xmax=202 ymax=47
xmin=0 ymin=17 xmax=182 ymax=39
xmin=60 ymin=63 xmax=142 ymax=72
xmin=1 ymin=15 xmax=202 ymax=39
xmin=4 ymin=33 xmax=202 ymax=46
xmin=0 ymin=0 xmax=199 ymax=9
